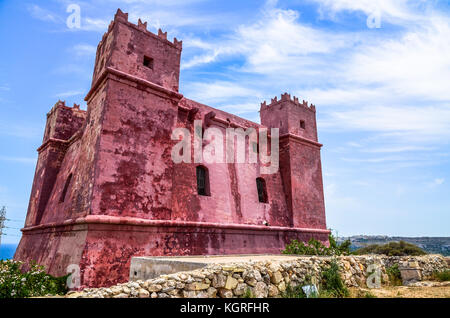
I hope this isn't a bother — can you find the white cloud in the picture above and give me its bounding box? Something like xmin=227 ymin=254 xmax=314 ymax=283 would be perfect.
xmin=309 ymin=0 xmax=429 ymax=25
xmin=320 ymin=105 xmax=450 ymax=143
xmin=426 ymin=178 xmax=445 ymax=188
xmin=0 ymin=156 xmax=37 ymax=165
xmin=0 ymin=123 xmax=42 ymax=139
xmin=72 ymin=44 xmax=97 ymax=56
xmin=185 ymin=81 xmax=263 ymax=104
xmin=27 ymin=4 xmax=62 ymax=23
xmin=345 ymin=17 xmax=450 ymax=101
xmin=54 ymin=90 xmax=85 ymax=98
xmin=179 ymin=1 xmax=450 ymax=151
xmin=80 ymin=17 xmax=109 ymax=32
xmin=362 ymin=146 xmax=435 ymax=153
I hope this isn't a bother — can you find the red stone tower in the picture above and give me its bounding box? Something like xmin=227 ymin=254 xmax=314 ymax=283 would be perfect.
xmin=260 ymin=94 xmax=326 ymax=229
xmin=15 ymin=9 xmax=329 ymax=288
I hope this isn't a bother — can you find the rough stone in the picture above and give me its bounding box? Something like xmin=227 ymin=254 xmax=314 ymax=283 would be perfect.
xmin=253 ymin=282 xmax=268 ymax=298
xmin=138 ymin=289 xmax=150 ymax=298
xmin=268 ymin=284 xmax=279 ymax=297
xmin=225 ymin=276 xmax=238 ymax=290
xmin=219 ymin=289 xmax=234 ymax=298
xmin=185 ymin=282 xmax=210 ymax=291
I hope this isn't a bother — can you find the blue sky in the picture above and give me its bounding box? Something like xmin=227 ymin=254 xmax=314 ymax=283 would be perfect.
xmin=0 ymin=0 xmax=449 ymax=243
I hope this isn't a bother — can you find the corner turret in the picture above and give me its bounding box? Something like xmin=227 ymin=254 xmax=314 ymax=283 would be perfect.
xmin=260 ymin=93 xmax=318 ymax=142
xmin=91 ymin=9 xmax=182 ymax=92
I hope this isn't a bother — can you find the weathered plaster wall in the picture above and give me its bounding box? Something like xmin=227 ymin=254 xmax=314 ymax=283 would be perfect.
xmin=16 ymin=9 xmax=330 ymax=289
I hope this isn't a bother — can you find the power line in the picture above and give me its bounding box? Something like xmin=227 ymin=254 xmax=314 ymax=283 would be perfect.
xmin=0 ymin=206 xmax=6 ymax=247
xmin=0 ymin=233 xmax=21 ymax=238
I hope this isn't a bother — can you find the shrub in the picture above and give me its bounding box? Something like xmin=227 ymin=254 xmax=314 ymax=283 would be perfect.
xmin=432 ymin=270 xmax=450 ymax=282
xmin=0 ymin=259 xmax=69 ymax=298
xmin=282 ymin=233 xmax=351 ymax=256
xmin=386 ymin=264 xmax=402 ymax=286
xmin=281 ymin=284 xmax=308 ymax=298
xmin=319 ymin=259 xmax=349 ymax=298
xmin=353 ymin=241 xmax=426 ymax=256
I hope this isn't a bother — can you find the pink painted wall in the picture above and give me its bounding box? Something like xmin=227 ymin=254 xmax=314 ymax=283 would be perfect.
xmin=15 ymin=9 xmax=329 ymax=288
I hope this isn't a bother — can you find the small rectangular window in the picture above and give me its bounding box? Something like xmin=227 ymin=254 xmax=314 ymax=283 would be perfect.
xmin=143 ymin=56 xmax=154 ymax=69
xmin=300 ymin=120 xmax=306 ymax=129
xmin=256 ymin=178 xmax=268 ymax=203
xmin=197 ymin=166 xmax=210 ymax=196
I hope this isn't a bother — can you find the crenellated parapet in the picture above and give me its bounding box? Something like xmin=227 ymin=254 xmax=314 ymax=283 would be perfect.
xmin=108 ymin=9 xmax=183 ymax=50
xmin=260 ymin=92 xmax=316 ymax=112
xmin=47 ymin=100 xmax=86 ymax=118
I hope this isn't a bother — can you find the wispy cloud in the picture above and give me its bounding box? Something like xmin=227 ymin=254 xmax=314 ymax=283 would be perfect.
xmin=426 ymin=178 xmax=445 ymax=188
xmin=54 ymin=90 xmax=85 ymax=98
xmin=179 ymin=0 xmax=450 ymax=154
xmin=27 ymin=4 xmax=63 ymax=23
xmin=0 ymin=156 xmax=37 ymax=165
xmin=72 ymin=44 xmax=97 ymax=56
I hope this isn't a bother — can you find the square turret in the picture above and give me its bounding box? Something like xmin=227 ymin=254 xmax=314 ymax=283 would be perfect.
xmin=91 ymin=9 xmax=182 ymax=92
xmin=260 ymin=93 xmax=318 ymax=142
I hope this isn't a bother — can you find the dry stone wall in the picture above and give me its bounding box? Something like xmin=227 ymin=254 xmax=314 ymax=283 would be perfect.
xmin=67 ymin=255 xmax=448 ymax=298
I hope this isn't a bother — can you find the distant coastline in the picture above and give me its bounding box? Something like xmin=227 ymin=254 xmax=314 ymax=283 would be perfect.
xmin=338 ymin=236 xmax=450 ymax=256
xmin=0 ymin=244 xmax=17 ymax=260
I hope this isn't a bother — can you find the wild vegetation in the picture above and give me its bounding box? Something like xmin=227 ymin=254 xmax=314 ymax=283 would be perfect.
xmin=0 ymin=259 xmax=68 ymax=298
xmin=281 ymin=259 xmax=349 ymax=298
xmin=282 ymin=233 xmax=351 ymax=256
xmin=319 ymin=259 xmax=350 ymax=298
xmin=386 ymin=264 xmax=402 ymax=286
xmin=353 ymin=241 xmax=427 ymax=256
xmin=432 ymin=269 xmax=450 ymax=282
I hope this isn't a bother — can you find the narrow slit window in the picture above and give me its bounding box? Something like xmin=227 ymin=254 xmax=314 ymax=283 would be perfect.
xmin=196 ymin=166 xmax=210 ymax=196
xmin=300 ymin=120 xmax=306 ymax=130
xmin=252 ymin=141 xmax=259 ymax=154
xmin=256 ymin=177 xmax=268 ymax=203
xmin=60 ymin=173 xmax=73 ymax=203
xmin=143 ymin=56 xmax=154 ymax=69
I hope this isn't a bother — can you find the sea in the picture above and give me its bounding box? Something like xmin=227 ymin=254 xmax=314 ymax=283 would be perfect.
xmin=0 ymin=244 xmax=17 ymax=260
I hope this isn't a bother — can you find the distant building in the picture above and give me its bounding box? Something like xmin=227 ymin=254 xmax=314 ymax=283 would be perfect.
xmin=15 ymin=9 xmax=329 ymax=288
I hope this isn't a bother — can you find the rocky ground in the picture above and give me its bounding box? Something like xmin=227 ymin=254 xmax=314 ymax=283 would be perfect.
xmin=350 ymin=281 xmax=450 ymax=298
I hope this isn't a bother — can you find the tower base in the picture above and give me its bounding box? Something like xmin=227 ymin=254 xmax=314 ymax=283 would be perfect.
xmin=14 ymin=215 xmax=330 ymax=288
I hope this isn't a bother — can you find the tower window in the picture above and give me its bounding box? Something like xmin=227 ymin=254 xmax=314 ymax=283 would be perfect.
xmin=252 ymin=141 xmax=259 ymax=154
xmin=300 ymin=120 xmax=306 ymax=130
xmin=196 ymin=166 xmax=210 ymax=196
xmin=256 ymin=177 xmax=268 ymax=203
xmin=60 ymin=173 xmax=73 ymax=203
xmin=143 ymin=56 xmax=154 ymax=69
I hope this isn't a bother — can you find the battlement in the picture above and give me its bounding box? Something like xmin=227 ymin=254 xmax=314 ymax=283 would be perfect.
xmin=260 ymin=93 xmax=316 ymax=112
xmin=99 ymin=9 xmax=182 ymax=51
xmin=47 ymin=100 xmax=86 ymax=118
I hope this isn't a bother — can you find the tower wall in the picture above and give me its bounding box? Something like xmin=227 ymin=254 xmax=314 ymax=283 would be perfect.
xmin=25 ymin=101 xmax=86 ymax=227
xmin=16 ymin=9 xmax=329 ymax=289
xmin=260 ymin=93 xmax=327 ymax=229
